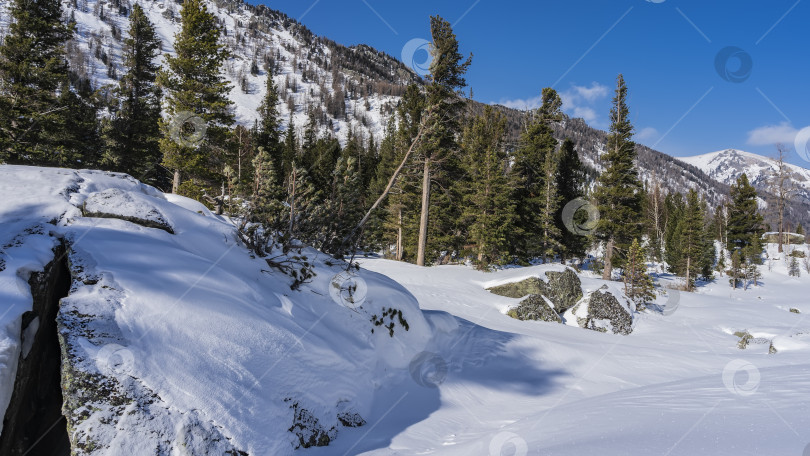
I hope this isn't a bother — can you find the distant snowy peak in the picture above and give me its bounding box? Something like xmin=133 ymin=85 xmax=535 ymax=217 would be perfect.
xmin=679 ymin=148 xmax=810 ymax=191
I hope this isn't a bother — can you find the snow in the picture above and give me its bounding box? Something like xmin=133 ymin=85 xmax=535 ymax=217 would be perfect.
xmin=2 ymin=164 xmax=810 ymax=454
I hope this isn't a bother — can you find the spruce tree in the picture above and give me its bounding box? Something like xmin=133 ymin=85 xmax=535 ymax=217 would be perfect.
xmin=415 ymin=16 xmax=471 ymax=266
xmin=0 ymin=0 xmax=71 ymax=164
xmin=512 ymin=88 xmax=562 ymax=261
xmin=102 ymin=4 xmax=162 ymax=182
xmin=727 ymin=173 xmax=764 ymax=258
xmin=624 ymin=238 xmax=655 ymax=310
xmin=557 ymin=138 xmax=588 ymax=261
xmin=594 ymin=74 xmax=644 ymax=279
xmin=680 ymin=190 xmax=708 ymax=290
xmin=459 ymin=106 xmax=515 ymax=268
xmin=256 ymin=73 xmax=283 ymax=186
xmin=159 ymin=0 xmax=233 ymax=194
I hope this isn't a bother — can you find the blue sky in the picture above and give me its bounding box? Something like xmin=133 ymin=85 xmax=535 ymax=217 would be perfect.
xmin=259 ymin=0 xmax=810 ymax=167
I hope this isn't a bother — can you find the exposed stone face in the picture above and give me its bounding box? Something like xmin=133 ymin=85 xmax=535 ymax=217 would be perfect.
xmin=507 ymin=295 xmax=562 ymax=323
xmin=81 ymin=188 xmax=174 ymax=234
xmin=0 ymin=245 xmax=71 ymax=456
xmin=489 ymin=268 xmax=583 ymax=320
xmin=580 ymin=286 xmax=633 ymax=336
xmin=542 ymin=269 xmax=582 ymax=313
xmin=488 ymin=277 xmax=545 ymax=299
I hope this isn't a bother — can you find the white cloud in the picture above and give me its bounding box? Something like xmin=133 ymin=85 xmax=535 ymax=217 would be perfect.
xmin=636 ymin=127 xmax=659 ymax=142
xmin=496 ymin=94 xmax=544 ymax=111
xmin=746 ymin=122 xmax=798 ymax=146
xmin=570 ymin=82 xmax=609 ymax=102
xmin=494 ymin=82 xmax=610 ymax=123
xmin=561 ymin=82 xmax=609 ymax=127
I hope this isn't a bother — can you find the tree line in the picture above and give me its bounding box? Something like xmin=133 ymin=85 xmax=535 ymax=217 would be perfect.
xmin=0 ymin=0 xmax=772 ymax=296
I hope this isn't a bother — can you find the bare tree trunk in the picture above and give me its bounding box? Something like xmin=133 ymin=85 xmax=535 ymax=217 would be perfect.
xmin=172 ymin=169 xmax=180 ymax=194
xmin=288 ymin=167 xmax=296 ymax=236
xmin=396 ymin=207 xmax=403 ymax=261
xmin=686 ymin=256 xmax=691 ymax=292
xmin=417 ymin=157 xmax=431 ymax=267
xmin=602 ymin=238 xmax=614 ymax=280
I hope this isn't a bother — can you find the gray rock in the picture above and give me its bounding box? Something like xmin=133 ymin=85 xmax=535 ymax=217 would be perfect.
xmin=489 ymin=268 xmax=582 ymax=313
xmin=579 ymin=286 xmax=633 ymax=335
xmin=542 ymin=269 xmax=583 ymax=313
xmin=507 ymin=294 xmax=562 ymax=323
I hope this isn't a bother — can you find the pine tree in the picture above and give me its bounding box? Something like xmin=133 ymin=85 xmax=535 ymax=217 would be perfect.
xmin=594 ymin=75 xmax=644 ymax=280
xmin=321 ymin=154 xmax=364 ymax=256
xmin=512 ymin=88 xmax=562 ymax=261
xmin=645 ymin=174 xmax=666 ymax=264
xmin=247 ymin=146 xmax=285 ymax=254
xmin=624 ymin=239 xmax=655 ymax=310
xmin=679 ymin=190 xmax=707 ymax=291
xmin=459 ymin=105 xmax=515 ymax=268
xmin=159 ymin=0 xmax=234 ymax=194
xmin=415 ymin=15 xmax=471 ymax=266
xmin=789 ymin=255 xmax=801 ymax=277
xmin=727 ymin=173 xmax=764 ymax=262
xmin=0 ymin=0 xmax=72 ymax=164
xmin=102 ymin=4 xmax=162 ymax=182
xmin=796 ymin=223 xmax=804 ymax=236
xmin=557 ymin=138 xmax=588 ymax=262
xmin=256 ymin=73 xmax=283 ymax=186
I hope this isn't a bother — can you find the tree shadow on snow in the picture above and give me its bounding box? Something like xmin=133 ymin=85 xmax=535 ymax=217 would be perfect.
xmin=313 ymin=310 xmax=568 ymax=455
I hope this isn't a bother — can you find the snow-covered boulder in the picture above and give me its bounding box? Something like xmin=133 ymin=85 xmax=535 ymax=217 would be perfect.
xmin=570 ymin=284 xmax=635 ymax=335
xmin=489 ymin=268 xmax=583 ymax=323
xmin=0 ymin=165 xmax=433 ymax=455
xmin=82 ymin=188 xmax=174 ymax=233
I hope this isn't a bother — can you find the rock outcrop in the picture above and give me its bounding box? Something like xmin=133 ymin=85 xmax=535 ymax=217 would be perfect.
xmin=489 ymin=268 xmax=583 ymax=323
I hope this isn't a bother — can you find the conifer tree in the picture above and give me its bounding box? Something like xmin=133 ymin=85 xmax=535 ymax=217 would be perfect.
xmin=282 ymin=115 xmax=297 ymax=180
xmin=789 ymin=255 xmax=801 ymax=277
xmin=248 ymin=146 xmax=285 ymax=254
xmin=0 ymin=0 xmax=71 ymax=164
xmin=557 ymin=138 xmax=588 ymax=261
xmin=415 ymin=15 xmax=471 ymax=266
xmin=321 ymin=155 xmax=364 ymax=255
xmin=594 ymin=74 xmax=644 ymax=280
xmin=624 ymin=238 xmax=655 ymax=310
xmin=679 ymin=190 xmax=708 ymax=290
xmin=459 ymin=106 xmax=515 ymax=268
xmin=729 ymin=250 xmax=744 ymax=288
xmin=255 ymin=73 xmax=283 ymax=186
xmin=159 ymin=0 xmax=233 ymax=194
xmin=102 ymin=4 xmax=162 ymax=182
xmin=512 ymin=88 xmax=562 ymax=261
xmin=727 ymin=173 xmax=763 ymax=259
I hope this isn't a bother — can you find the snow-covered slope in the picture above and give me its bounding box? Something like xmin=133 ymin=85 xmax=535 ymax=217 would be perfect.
xmin=679 ymin=149 xmax=810 ymax=225
xmin=0 ymin=0 xmax=417 ymax=146
xmin=359 ymin=248 xmax=810 ymax=455
xmin=0 ymin=165 xmax=433 ymax=454
xmin=2 ymin=165 xmax=810 ymax=454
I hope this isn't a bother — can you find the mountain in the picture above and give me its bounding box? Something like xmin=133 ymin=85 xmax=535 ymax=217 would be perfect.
xmin=679 ymin=149 xmax=810 ymax=228
xmin=0 ymin=0 xmax=420 ymax=145
xmin=2 ymin=0 xmax=800 ymax=226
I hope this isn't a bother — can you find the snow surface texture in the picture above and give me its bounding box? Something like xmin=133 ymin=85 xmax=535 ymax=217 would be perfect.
xmin=0 ymin=165 xmax=431 ymax=454
xmin=2 ymin=165 xmax=810 ymax=455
